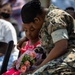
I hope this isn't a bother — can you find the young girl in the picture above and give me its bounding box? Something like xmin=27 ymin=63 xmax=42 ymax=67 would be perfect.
xmin=2 ymin=23 xmax=46 ymax=75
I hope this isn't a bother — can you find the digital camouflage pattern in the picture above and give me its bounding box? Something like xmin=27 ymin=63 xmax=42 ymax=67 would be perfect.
xmin=33 ymin=4 xmax=75 ymax=75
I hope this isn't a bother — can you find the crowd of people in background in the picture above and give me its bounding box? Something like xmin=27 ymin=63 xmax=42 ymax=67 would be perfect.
xmin=0 ymin=0 xmax=27 ymax=40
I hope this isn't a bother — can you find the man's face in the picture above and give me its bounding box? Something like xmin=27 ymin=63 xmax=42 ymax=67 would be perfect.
xmin=31 ymin=15 xmax=44 ymax=30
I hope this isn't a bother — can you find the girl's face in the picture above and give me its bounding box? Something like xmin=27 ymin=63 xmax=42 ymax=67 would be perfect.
xmin=22 ymin=23 xmax=39 ymax=40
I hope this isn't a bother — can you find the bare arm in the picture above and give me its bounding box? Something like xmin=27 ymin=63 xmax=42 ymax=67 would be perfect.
xmin=38 ymin=39 xmax=68 ymax=68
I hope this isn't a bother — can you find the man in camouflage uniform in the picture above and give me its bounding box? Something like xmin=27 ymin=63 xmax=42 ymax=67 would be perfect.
xmin=20 ymin=0 xmax=75 ymax=75
xmin=32 ymin=4 xmax=75 ymax=75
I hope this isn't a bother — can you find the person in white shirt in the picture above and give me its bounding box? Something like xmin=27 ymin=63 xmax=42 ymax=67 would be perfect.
xmin=0 ymin=3 xmax=19 ymax=70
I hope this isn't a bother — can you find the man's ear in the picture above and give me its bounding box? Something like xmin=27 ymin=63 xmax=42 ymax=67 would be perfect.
xmin=34 ymin=17 xmax=40 ymax=23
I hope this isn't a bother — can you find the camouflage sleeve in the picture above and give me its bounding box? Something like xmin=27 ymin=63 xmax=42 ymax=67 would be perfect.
xmin=48 ymin=9 xmax=74 ymax=43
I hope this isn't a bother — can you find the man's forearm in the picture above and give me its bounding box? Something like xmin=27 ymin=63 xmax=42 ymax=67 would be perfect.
xmin=39 ymin=40 xmax=68 ymax=67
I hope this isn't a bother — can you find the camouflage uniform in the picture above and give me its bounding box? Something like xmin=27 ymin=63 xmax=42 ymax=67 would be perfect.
xmin=74 ymin=20 xmax=75 ymax=32
xmin=32 ymin=4 xmax=75 ymax=75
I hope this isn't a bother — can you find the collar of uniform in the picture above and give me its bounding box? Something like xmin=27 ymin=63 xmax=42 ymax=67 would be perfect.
xmin=48 ymin=4 xmax=58 ymax=11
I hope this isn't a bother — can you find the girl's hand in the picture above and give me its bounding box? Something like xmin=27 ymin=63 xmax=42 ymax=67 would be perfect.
xmin=17 ymin=37 xmax=28 ymax=50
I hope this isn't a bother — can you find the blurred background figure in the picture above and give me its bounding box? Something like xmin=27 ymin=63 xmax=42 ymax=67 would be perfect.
xmin=51 ymin=0 xmax=75 ymax=10
xmin=8 ymin=0 xmax=26 ymax=32
xmin=2 ymin=0 xmax=27 ymax=39
xmin=0 ymin=0 xmax=2 ymax=18
xmin=65 ymin=7 xmax=75 ymax=33
xmin=45 ymin=0 xmax=75 ymax=10
xmin=0 ymin=3 xmax=19 ymax=70
xmin=0 ymin=3 xmax=20 ymax=40
xmin=65 ymin=7 xmax=75 ymax=19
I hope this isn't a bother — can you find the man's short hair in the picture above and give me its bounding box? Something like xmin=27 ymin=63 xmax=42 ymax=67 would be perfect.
xmin=65 ymin=7 xmax=74 ymax=11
